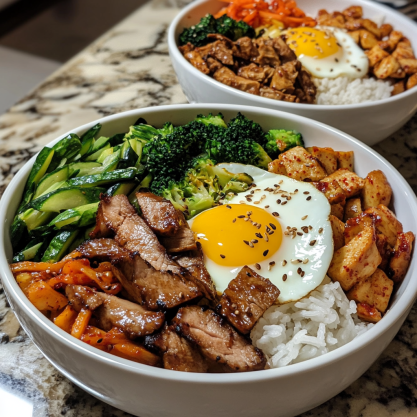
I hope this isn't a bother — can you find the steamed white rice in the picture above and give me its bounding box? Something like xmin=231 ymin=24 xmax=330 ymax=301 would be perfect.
xmin=251 ymin=277 xmax=373 ymax=368
xmin=313 ymin=76 xmax=393 ymax=105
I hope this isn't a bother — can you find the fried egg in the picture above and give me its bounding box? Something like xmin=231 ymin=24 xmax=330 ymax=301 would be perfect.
xmin=188 ymin=164 xmax=333 ymax=304
xmin=284 ymin=26 xmax=368 ymax=79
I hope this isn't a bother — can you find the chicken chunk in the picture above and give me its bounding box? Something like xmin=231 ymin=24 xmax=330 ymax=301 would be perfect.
xmin=388 ymin=231 xmax=415 ymax=284
xmin=343 ymin=5 xmax=363 ymax=19
xmin=376 ymin=233 xmax=392 ymax=272
xmin=272 ymin=37 xmax=297 ymax=63
xmin=259 ymin=87 xmax=297 ymax=102
xmin=270 ymin=61 xmax=299 ymax=92
xmin=214 ymin=67 xmax=260 ymax=95
xmin=279 ymin=146 xmax=327 ymax=181
xmin=392 ymin=80 xmax=405 ymax=96
xmin=254 ymin=37 xmax=281 ymax=67
xmin=268 ymin=157 xmax=287 ymax=175
xmin=317 ymin=9 xmax=345 ymax=28
xmin=347 ymin=268 xmax=393 ymax=313
xmin=237 ymin=63 xmax=270 ymax=83
xmin=361 ymin=170 xmax=392 ymax=209
xmin=336 ymin=151 xmax=354 ymax=171
xmin=374 ymin=55 xmax=402 ymax=79
xmin=357 ymin=302 xmax=382 ymax=323
xmin=321 ymin=169 xmax=364 ymax=198
xmin=330 ymin=203 xmax=345 ymax=221
xmin=234 ymin=37 xmax=258 ymax=61
xmin=398 ymin=58 xmax=417 ymax=75
xmin=392 ymin=40 xmax=415 ymax=60
xmin=344 ymin=212 xmax=374 ymax=245
xmin=366 ymin=45 xmax=390 ymax=67
xmin=360 ymin=30 xmax=379 ymax=50
xmin=314 ymin=180 xmax=346 ymax=205
xmin=330 ymin=214 xmax=345 ymax=251
xmin=328 ymin=226 xmax=382 ymax=291
xmin=183 ymin=51 xmax=210 ymax=75
xmin=407 ymin=73 xmax=417 ymax=90
xmin=344 ymin=198 xmax=362 ymax=221
xmin=306 ymin=147 xmax=338 ymax=175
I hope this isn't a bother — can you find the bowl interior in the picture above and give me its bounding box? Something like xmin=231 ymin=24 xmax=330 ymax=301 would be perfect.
xmin=1 ymin=104 xmax=417 ymax=380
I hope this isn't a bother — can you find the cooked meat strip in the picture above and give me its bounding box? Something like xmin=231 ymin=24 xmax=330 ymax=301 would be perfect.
xmin=233 ymin=36 xmax=258 ymax=60
xmin=237 ymin=63 xmax=270 ymax=83
xmin=253 ymin=38 xmax=281 ymax=67
xmin=216 ymin=266 xmax=280 ymax=334
xmin=272 ymin=36 xmax=297 ymax=63
xmin=206 ymin=57 xmax=223 ymax=74
xmin=112 ymin=255 xmax=201 ymax=311
xmin=178 ymin=42 xmax=194 ymax=54
xmin=207 ymin=33 xmax=234 ymax=47
xmin=78 ymin=238 xmax=131 ymax=262
xmin=174 ymin=243 xmax=216 ymax=301
xmin=260 ymin=87 xmax=297 ymax=102
xmin=270 ymin=61 xmax=299 ymax=93
xmin=297 ymin=70 xmax=317 ymax=104
xmin=159 ymin=210 xmax=197 ymax=253
xmin=204 ymin=40 xmax=234 ymax=66
xmin=65 ymin=285 xmax=164 ymax=338
xmin=135 ymin=191 xmax=181 ymax=236
xmin=183 ymin=50 xmax=210 ymax=74
xmin=145 ymin=324 xmax=208 ymax=372
xmin=172 ymin=306 xmax=266 ymax=372
xmin=213 ymin=67 xmax=260 ymax=95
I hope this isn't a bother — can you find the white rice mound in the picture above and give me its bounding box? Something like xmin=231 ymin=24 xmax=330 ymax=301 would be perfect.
xmin=313 ymin=76 xmax=393 ymax=105
xmin=251 ymin=277 xmax=374 ymax=368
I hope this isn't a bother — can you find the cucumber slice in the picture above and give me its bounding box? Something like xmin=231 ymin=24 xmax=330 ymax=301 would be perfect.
xmin=42 ymin=230 xmax=79 ymax=262
xmin=13 ymin=241 xmax=43 ymax=263
xmin=19 ymin=209 xmax=55 ymax=231
xmin=68 ymin=161 xmax=101 ymax=177
xmin=48 ymin=134 xmax=82 ymax=173
xmin=118 ymin=141 xmax=139 ymax=169
xmin=97 ymin=147 xmax=113 ymax=164
xmin=10 ymin=216 xmax=27 ymax=249
xmin=67 ymin=168 xmax=137 ymax=188
xmin=107 ymin=182 xmax=137 ymax=196
xmin=27 ymin=187 xmax=105 ymax=212
xmin=85 ymin=136 xmax=110 ymax=157
xmin=109 ymin=132 xmax=125 ymax=147
xmin=128 ymin=174 xmax=152 ymax=205
xmin=102 ymin=149 xmax=121 ymax=172
xmin=80 ymin=137 xmax=94 ymax=157
xmin=48 ymin=202 xmax=99 ymax=229
xmin=81 ymin=123 xmax=101 ymax=143
xmin=34 ymin=166 xmax=69 ymax=199
xmin=84 ymin=143 xmax=111 ymax=162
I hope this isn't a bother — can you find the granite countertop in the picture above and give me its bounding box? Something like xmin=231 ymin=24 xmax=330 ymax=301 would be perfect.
xmin=0 ymin=0 xmax=417 ymax=415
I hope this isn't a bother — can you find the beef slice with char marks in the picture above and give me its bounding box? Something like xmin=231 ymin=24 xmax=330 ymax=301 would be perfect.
xmin=136 ymin=191 xmax=181 ymax=236
xmin=112 ymin=255 xmax=201 ymax=311
xmin=172 ymin=306 xmax=266 ymax=372
xmin=145 ymin=324 xmax=208 ymax=373
xmin=78 ymin=238 xmax=131 ymax=262
xmin=65 ymin=285 xmax=164 ymax=338
xmin=216 ymin=266 xmax=280 ymax=334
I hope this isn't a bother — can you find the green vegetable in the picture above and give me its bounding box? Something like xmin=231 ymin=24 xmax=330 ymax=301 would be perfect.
xmin=12 ymin=241 xmax=44 ymax=263
xmin=41 ymin=230 xmax=79 ymax=262
xmin=179 ymin=14 xmax=255 ymax=47
xmin=107 ymin=182 xmax=137 ymax=196
xmin=84 ymin=136 xmax=110 ymax=157
xmin=84 ymin=143 xmax=111 ymax=161
xmin=19 ymin=209 xmax=55 ymax=231
xmin=48 ymin=202 xmax=99 ymax=230
xmin=66 ymin=168 xmax=137 ymax=188
xmin=47 ymin=134 xmax=82 ymax=172
xmin=265 ymin=129 xmax=304 ymax=158
xmin=33 ymin=165 xmax=69 ymax=199
xmin=68 ymin=161 xmax=102 ymax=177
xmin=10 ymin=216 xmax=27 ymax=250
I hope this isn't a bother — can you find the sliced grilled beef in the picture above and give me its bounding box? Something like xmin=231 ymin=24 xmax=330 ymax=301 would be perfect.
xmin=159 ymin=210 xmax=197 ymax=253
xmin=174 ymin=243 xmax=216 ymax=301
xmin=135 ymin=191 xmax=181 ymax=237
xmin=112 ymin=256 xmax=201 ymax=311
xmin=216 ymin=266 xmax=280 ymax=334
xmin=78 ymin=238 xmax=130 ymax=262
xmin=65 ymin=285 xmax=164 ymax=338
xmin=172 ymin=306 xmax=266 ymax=372
xmin=146 ymin=324 xmax=208 ymax=372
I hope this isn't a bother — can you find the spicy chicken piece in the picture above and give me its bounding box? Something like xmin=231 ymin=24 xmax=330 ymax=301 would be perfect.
xmin=145 ymin=324 xmax=208 ymax=373
xmin=172 ymin=306 xmax=266 ymax=372
xmin=388 ymin=231 xmax=415 ymax=284
xmin=260 ymin=87 xmax=297 ymax=102
xmin=376 ymin=233 xmax=392 ymax=271
xmin=347 ymin=268 xmax=393 ymax=314
xmin=380 ymin=24 xmax=393 ymax=39
xmin=214 ymin=67 xmax=260 ymax=95
xmin=237 ymin=63 xmax=272 ymax=83
xmin=328 ymin=225 xmax=382 ymax=291
xmin=306 ymin=147 xmax=338 ymax=175
xmin=361 ymin=170 xmax=392 ymax=210
xmin=342 ymin=5 xmax=363 ymax=19
xmin=357 ymin=302 xmax=382 ymax=323
xmin=330 ymin=203 xmax=345 ymax=221
xmin=392 ymin=80 xmax=405 ymax=96
xmin=268 ymin=156 xmax=288 ymax=175
xmin=234 ymin=36 xmax=258 ymax=61
xmin=320 ymin=168 xmax=364 ymax=198
xmin=380 ymin=30 xmax=403 ymax=51
xmin=183 ymin=50 xmax=210 ymax=75
xmin=279 ymin=146 xmax=327 ymax=181
xmin=392 ymin=40 xmax=415 ymax=60
xmin=336 ymin=151 xmax=354 ymax=171
xmin=348 ymin=30 xmax=361 ymax=44
xmin=344 ymin=212 xmax=374 ymax=245
xmin=398 ymin=58 xmax=417 ymax=75
xmin=329 ymin=214 xmax=345 ymax=251
xmin=344 ymin=198 xmax=362 ymax=221
xmin=272 ymin=36 xmax=297 ymax=63
xmin=65 ymin=285 xmax=165 ymax=338
xmin=314 ymin=180 xmax=346 ymax=205
xmin=359 ymin=30 xmax=379 ymax=50
xmin=178 ymin=43 xmax=194 ymax=54
xmin=136 ymin=191 xmax=181 ymax=236
xmin=373 ymin=55 xmax=402 ymax=79
xmin=317 ymin=9 xmax=345 ymax=28
xmin=254 ymin=37 xmax=281 ymax=67
xmin=407 ymin=73 xmax=417 ymax=90
xmin=366 ymin=45 xmax=390 ymax=68
xmin=217 ymin=266 xmax=280 ymax=334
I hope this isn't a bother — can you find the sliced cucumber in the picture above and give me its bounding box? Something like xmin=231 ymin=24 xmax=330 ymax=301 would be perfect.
xmin=33 ymin=166 xmax=69 ymax=199
xmin=48 ymin=202 xmax=99 ymax=230
xmin=128 ymin=174 xmax=152 ymax=206
xmin=81 ymin=123 xmax=101 ymax=143
xmin=97 ymin=147 xmax=113 ymax=164
xmin=102 ymin=149 xmax=121 ymax=172
xmin=10 ymin=216 xmax=27 ymax=249
xmin=48 ymin=134 xmax=82 ymax=173
xmin=118 ymin=141 xmax=139 ymax=169
xmin=107 ymin=182 xmax=137 ymax=196
xmin=67 ymin=168 xmax=137 ymax=188
xmin=19 ymin=209 xmax=55 ymax=231
xmin=42 ymin=230 xmax=79 ymax=263
xmin=12 ymin=241 xmax=43 ymax=263
xmin=80 ymin=137 xmax=94 ymax=157
xmin=68 ymin=161 xmax=101 ymax=177
xmin=27 ymin=187 xmax=105 ymax=212
xmin=109 ymin=132 xmax=125 ymax=147
xmin=84 ymin=143 xmax=111 ymax=162
xmin=85 ymin=136 xmax=110 ymax=157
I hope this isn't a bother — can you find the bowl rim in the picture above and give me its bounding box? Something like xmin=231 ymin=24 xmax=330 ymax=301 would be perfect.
xmin=167 ymin=0 xmax=417 ymax=110
xmin=1 ymin=103 xmax=417 ymax=384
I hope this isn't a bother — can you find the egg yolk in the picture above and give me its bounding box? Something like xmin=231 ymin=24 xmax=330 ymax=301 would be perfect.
xmin=285 ymin=27 xmax=339 ymax=59
xmin=191 ymin=204 xmax=282 ymax=266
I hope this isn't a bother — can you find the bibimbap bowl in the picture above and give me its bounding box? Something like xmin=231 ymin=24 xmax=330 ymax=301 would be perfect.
xmin=1 ymin=104 xmax=417 ymax=417
xmin=168 ymin=0 xmax=417 ymax=146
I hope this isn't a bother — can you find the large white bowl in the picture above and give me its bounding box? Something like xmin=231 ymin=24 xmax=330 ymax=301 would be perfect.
xmin=168 ymin=0 xmax=417 ymax=146
xmin=1 ymin=104 xmax=416 ymax=417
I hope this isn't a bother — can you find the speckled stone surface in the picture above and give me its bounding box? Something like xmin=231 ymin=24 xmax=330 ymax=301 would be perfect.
xmin=0 ymin=1 xmax=416 ymax=416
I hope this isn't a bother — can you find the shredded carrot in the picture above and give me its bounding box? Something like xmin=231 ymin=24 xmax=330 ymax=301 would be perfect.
xmin=54 ymin=305 xmax=78 ymax=333
xmin=81 ymin=326 xmax=107 ymax=350
xmin=110 ymin=342 xmax=161 ymax=367
xmin=71 ymin=309 xmax=92 ymax=339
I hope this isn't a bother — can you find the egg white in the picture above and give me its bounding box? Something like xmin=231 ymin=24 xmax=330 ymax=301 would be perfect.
xmin=188 ymin=164 xmax=334 ymax=304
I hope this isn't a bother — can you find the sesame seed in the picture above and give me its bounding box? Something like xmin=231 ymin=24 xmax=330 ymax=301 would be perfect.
xmin=220 ymin=254 xmax=225 ymax=259
xmin=297 ymin=267 xmax=302 ymax=274
xmin=284 ymin=231 xmax=290 ymax=236
xmin=264 ymin=233 xmax=269 ymax=242
xmin=246 ymin=197 xmax=252 ymax=202
xmin=247 ymin=211 xmax=252 ymax=216
xmin=303 ymin=259 xmax=309 ymax=264
xmin=297 ymin=232 xmax=303 ymax=236
xmin=310 ymin=240 xmax=317 ymax=246
xmin=251 ymin=239 xmax=258 ymax=243
xmin=308 ymin=226 xmax=313 ymax=230
xmin=319 ymin=228 xmax=323 ymax=234
xmin=263 ymin=250 xmax=269 ymax=257
xmin=269 ymin=223 xmax=276 ymax=230
xmin=281 ymin=201 xmax=288 ymax=205
xmin=244 ymin=240 xmax=250 ymax=246
xmin=294 ymin=189 xmax=298 ymax=193
xmin=179 ymin=292 xmax=183 ymax=298
xmin=301 ymin=271 xmax=305 ymax=277
xmin=272 ymin=212 xmax=279 ymax=217
xmin=249 ymin=242 xmax=254 ymax=248
xmin=235 ymin=310 xmax=240 ymax=315
xmin=256 ymin=232 xmax=263 ymax=238
xmin=283 ymin=274 xmax=288 ymax=281
xmin=282 ymin=260 xmax=287 ymax=266
xmin=255 ymin=263 xmax=261 ymax=270
xmin=240 ymin=200 xmax=245 ymax=204
xmin=257 ymin=224 xmax=261 ymax=229
xmin=233 ymin=218 xmax=236 ymax=223
xmin=238 ymin=215 xmax=245 ymax=218
xmin=265 ymin=205 xmax=270 ymax=208
xmin=306 ymin=196 xmax=312 ymax=201
xmin=277 ymin=199 xmax=281 ymax=204
xmin=302 ymin=226 xmax=309 ymax=233
xmin=269 ymin=261 xmax=276 ymax=266
xmin=226 ymin=205 xmax=231 ymax=209
xmin=244 ymin=217 xmax=250 ymax=222
xmin=46 ymin=269 xmax=51 ymax=274
xmin=301 ymin=215 xmax=308 ymax=220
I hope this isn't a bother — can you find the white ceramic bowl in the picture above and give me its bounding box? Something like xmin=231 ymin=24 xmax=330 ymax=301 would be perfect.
xmin=168 ymin=0 xmax=417 ymax=146
xmin=1 ymin=104 xmax=417 ymax=417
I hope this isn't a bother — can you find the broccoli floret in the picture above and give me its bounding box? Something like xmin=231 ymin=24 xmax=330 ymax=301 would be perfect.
xmin=179 ymin=14 xmax=255 ymax=47
xmin=124 ymin=122 xmax=172 ymax=145
xmin=195 ymin=113 xmax=227 ymax=129
xmin=227 ymin=112 xmax=268 ymax=147
xmin=265 ymin=129 xmax=304 ymax=158
xmin=215 ymin=15 xmax=255 ymax=41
